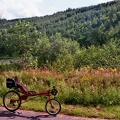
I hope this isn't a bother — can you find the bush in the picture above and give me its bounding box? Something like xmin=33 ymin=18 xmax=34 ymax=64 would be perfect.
xmin=0 ymin=63 xmax=22 ymax=71
xmin=74 ymin=42 xmax=120 ymax=69
xmin=52 ymin=53 xmax=74 ymax=71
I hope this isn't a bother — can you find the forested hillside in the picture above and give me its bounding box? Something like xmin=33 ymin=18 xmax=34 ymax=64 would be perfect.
xmin=0 ymin=1 xmax=120 ymax=46
xmin=0 ymin=1 xmax=120 ymax=70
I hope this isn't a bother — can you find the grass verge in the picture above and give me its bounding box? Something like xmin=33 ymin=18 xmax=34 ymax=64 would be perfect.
xmin=0 ymin=98 xmax=120 ymax=119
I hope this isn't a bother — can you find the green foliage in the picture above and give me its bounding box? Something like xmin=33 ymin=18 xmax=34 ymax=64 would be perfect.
xmin=74 ymin=41 xmax=120 ymax=69
xmin=59 ymin=77 xmax=120 ymax=106
xmin=52 ymin=53 xmax=74 ymax=71
xmin=35 ymin=34 xmax=51 ymax=67
xmin=0 ymin=1 xmax=120 ymax=70
xmin=34 ymin=33 xmax=79 ymax=70
xmin=0 ymin=1 xmax=119 ymax=47
xmin=1 ymin=69 xmax=120 ymax=106
xmin=0 ymin=63 xmax=22 ymax=71
xmin=0 ymin=20 xmax=40 ymax=57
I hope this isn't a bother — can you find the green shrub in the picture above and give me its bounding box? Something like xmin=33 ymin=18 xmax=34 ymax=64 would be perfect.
xmin=52 ymin=53 xmax=74 ymax=71
xmin=0 ymin=63 xmax=22 ymax=71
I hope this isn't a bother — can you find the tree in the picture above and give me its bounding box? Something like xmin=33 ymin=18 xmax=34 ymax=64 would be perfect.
xmin=35 ymin=33 xmax=80 ymax=69
xmin=0 ymin=20 xmax=41 ymax=68
xmin=35 ymin=33 xmax=51 ymax=67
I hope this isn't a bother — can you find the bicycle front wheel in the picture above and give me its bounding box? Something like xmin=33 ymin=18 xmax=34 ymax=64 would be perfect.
xmin=3 ymin=91 xmax=21 ymax=112
xmin=45 ymin=99 xmax=61 ymax=115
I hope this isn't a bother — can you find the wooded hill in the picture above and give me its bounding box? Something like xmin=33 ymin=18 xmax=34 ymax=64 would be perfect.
xmin=0 ymin=1 xmax=120 ymax=70
xmin=0 ymin=1 xmax=120 ymax=46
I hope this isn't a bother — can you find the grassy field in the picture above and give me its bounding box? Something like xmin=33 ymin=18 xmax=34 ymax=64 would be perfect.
xmin=0 ymin=67 xmax=120 ymax=119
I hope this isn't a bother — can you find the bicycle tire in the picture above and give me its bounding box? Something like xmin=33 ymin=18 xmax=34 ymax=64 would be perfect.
xmin=3 ymin=90 xmax=21 ymax=112
xmin=45 ymin=99 xmax=61 ymax=115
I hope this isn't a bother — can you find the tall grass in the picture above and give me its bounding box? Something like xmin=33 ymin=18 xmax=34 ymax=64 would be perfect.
xmin=0 ymin=67 xmax=120 ymax=106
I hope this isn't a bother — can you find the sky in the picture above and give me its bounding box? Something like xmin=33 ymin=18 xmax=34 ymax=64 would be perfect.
xmin=0 ymin=0 xmax=114 ymax=20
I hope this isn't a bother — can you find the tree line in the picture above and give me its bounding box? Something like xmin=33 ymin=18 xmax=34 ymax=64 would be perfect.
xmin=0 ymin=1 xmax=120 ymax=70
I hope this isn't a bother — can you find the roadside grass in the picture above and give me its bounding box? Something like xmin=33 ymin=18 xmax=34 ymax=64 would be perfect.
xmin=0 ymin=68 xmax=120 ymax=119
xmin=62 ymin=104 xmax=120 ymax=119
xmin=0 ymin=97 xmax=120 ymax=119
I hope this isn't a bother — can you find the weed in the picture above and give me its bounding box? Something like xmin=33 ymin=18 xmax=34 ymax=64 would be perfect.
xmin=0 ymin=68 xmax=120 ymax=119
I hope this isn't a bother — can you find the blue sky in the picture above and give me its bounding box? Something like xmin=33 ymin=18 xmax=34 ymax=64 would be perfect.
xmin=0 ymin=0 xmax=113 ymax=20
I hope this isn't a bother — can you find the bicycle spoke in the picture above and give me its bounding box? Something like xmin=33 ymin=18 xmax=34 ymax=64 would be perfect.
xmin=45 ymin=99 xmax=61 ymax=115
xmin=3 ymin=91 xmax=21 ymax=112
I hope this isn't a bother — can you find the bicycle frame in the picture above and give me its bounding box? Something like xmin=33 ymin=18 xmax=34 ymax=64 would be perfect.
xmin=11 ymin=90 xmax=52 ymax=104
xmin=19 ymin=90 xmax=52 ymax=101
xmin=12 ymin=79 xmax=57 ymax=103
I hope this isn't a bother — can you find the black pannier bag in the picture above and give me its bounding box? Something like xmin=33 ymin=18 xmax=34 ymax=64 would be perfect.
xmin=6 ymin=78 xmax=16 ymax=88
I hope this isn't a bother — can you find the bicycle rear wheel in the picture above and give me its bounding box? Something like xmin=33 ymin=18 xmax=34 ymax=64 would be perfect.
xmin=3 ymin=90 xmax=21 ymax=112
xmin=45 ymin=99 xmax=61 ymax=115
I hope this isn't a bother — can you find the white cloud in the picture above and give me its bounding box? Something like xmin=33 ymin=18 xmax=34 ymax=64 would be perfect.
xmin=0 ymin=0 xmax=43 ymax=19
xmin=0 ymin=0 xmax=114 ymax=20
xmin=99 ymin=0 xmax=113 ymax=4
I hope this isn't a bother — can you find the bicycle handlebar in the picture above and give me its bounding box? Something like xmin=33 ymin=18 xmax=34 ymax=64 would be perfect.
xmin=51 ymin=86 xmax=58 ymax=96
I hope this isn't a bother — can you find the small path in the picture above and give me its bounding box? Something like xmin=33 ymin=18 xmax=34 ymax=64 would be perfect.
xmin=0 ymin=107 xmax=113 ymax=120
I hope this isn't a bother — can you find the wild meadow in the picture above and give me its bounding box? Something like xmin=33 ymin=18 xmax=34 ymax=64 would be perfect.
xmin=0 ymin=67 xmax=120 ymax=118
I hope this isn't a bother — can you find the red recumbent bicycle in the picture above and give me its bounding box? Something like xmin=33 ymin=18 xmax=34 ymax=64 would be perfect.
xmin=3 ymin=76 xmax=61 ymax=115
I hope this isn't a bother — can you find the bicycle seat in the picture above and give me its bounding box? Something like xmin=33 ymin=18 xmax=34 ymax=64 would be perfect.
xmin=16 ymin=82 xmax=29 ymax=93
xmin=12 ymin=76 xmax=36 ymax=95
xmin=16 ymin=82 xmax=36 ymax=95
